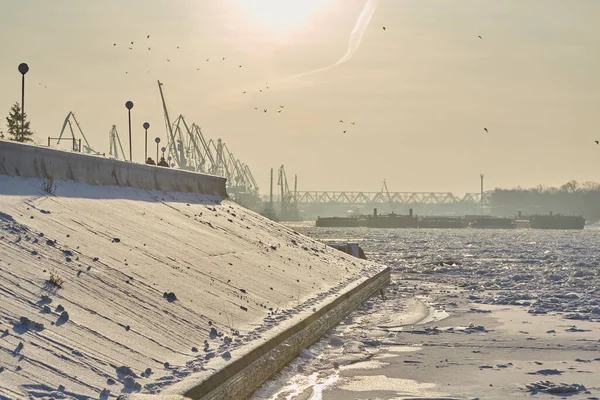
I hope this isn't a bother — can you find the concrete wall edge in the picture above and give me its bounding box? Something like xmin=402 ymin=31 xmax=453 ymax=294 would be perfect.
xmin=0 ymin=141 xmax=227 ymax=197
xmin=174 ymin=266 xmax=391 ymax=399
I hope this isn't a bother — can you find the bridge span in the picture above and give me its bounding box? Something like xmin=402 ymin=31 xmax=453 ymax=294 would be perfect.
xmin=295 ymin=191 xmax=491 ymax=206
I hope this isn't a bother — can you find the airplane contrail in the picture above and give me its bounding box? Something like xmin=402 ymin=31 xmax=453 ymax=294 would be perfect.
xmin=280 ymin=0 xmax=380 ymax=83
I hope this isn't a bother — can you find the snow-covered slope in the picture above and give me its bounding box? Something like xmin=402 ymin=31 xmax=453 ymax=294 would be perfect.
xmin=0 ymin=175 xmax=382 ymax=399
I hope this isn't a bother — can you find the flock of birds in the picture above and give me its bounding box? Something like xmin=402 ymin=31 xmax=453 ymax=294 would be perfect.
xmin=111 ymin=31 xmax=371 ymax=135
xmin=108 ymin=27 xmax=523 ymax=138
xmin=38 ymin=23 xmax=599 ymax=144
xmin=114 ymin=35 xmax=239 ymax=74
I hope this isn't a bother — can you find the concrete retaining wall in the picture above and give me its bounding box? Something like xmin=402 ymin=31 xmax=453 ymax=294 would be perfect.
xmin=175 ymin=267 xmax=391 ymax=400
xmin=0 ymin=141 xmax=227 ymax=197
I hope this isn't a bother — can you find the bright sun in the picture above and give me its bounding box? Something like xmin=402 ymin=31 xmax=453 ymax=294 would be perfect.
xmin=231 ymin=0 xmax=327 ymax=35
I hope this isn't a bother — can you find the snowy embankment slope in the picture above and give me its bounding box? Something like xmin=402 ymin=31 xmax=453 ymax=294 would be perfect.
xmin=0 ymin=175 xmax=383 ymax=399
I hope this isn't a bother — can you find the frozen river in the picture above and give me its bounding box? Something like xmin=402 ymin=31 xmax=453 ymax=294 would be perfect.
xmin=290 ymin=224 xmax=600 ymax=321
xmin=252 ymin=225 xmax=600 ymax=399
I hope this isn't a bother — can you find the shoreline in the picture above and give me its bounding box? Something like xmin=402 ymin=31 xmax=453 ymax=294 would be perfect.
xmin=252 ymin=276 xmax=600 ymax=400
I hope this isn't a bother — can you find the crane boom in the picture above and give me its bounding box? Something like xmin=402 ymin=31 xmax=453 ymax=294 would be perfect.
xmin=157 ymin=80 xmax=181 ymax=166
xmin=383 ymin=179 xmax=395 ymax=212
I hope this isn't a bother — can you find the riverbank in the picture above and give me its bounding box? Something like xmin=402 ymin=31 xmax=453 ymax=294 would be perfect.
xmin=0 ymin=175 xmax=385 ymax=399
xmin=253 ymin=278 xmax=600 ymax=399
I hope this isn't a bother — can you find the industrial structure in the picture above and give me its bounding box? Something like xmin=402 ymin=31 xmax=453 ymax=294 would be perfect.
xmin=295 ymin=191 xmax=490 ymax=206
xmin=108 ymin=125 xmax=126 ymax=160
xmin=259 ymin=165 xmax=301 ymax=221
xmin=46 ymin=83 xmax=261 ymax=209
xmin=277 ymin=165 xmax=300 ymax=221
xmin=45 ymin=101 xmax=497 ymax=220
xmin=157 ymin=81 xmax=260 ymax=207
xmin=50 ymin=112 xmax=102 ymax=155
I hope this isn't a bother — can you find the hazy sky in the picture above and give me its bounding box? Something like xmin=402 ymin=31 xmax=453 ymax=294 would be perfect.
xmin=1 ymin=0 xmax=599 ymax=194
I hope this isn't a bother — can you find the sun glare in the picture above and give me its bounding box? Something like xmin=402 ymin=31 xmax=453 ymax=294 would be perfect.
xmin=231 ymin=0 xmax=327 ymax=36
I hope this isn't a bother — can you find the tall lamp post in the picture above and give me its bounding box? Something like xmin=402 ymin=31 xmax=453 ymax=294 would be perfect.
xmin=18 ymin=63 xmax=29 ymax=142
xmin=154 ymin=137 xmax=161 ymax=162
xmin=125 ymin=101 xmax=134 ymax=161
xmin=143 ymin=122 xmax=150 ymax=161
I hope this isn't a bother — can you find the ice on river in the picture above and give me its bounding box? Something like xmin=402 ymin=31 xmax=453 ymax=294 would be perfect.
xmin=292 ymin=224 xmax=600 ymax=322
xmin=255 ymin=223 xmax=600 ymax=399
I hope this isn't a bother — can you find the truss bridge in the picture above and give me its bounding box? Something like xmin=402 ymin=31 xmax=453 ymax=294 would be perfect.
xmin=295 ymin=191 xmax=490 ymax=206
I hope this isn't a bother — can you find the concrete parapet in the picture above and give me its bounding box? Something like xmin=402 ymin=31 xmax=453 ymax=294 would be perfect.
xmin=119 ymin=395 xmax=190 ymax=400
xmin=0 ymin=141 xmax=227 ymax=197
xmin=171 ymin=267 xmax=391 ymax=400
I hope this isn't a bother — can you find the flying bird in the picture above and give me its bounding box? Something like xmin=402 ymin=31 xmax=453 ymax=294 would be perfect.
xmin=350 ymin=122 xmax=356 ymax=125
xmin=148 ymin=47 xmax=151 ymax=50
xmin=243 ymin=91 xmax=246 ymax=94
xmin=343 ymin=130 xmax=347 ymax=134
xmin=264 ymin=109 xmax=267 ymax=113
xmin=595 ymin=141 xmax=599 ymax=144
xmin=239 ymin=65 xmax=242 ymax=68
xmin=222 ymin=57 xmax=225 ymax=60
xmin=147 ymin=35 xmax=150 ymax=39
xmin=113 ymin=43 xmax=116 ymax=46
xmin=167 ymin=59 xmax=170 ymax=62
xmin=382 ymin=27 xmax=386 ymax=31
xmin=484 ymin=127 xmax=488 ymax=132
xmin=128 ymin=47 xmax=133 ymax=50
xmin=339 ymin=120 xmax=344 ymax=123
xmin=478 ymin=35 xmax=482 ymax=39
xmin=131 ymin=41 xmax=134 ymax=45
xmin=279 ymin=105 xmax=284 ymax=108
xmin=206 ymin=58 xmax=210 ymax=61
xmin=277 ymin=110 xmax=282 ymax=113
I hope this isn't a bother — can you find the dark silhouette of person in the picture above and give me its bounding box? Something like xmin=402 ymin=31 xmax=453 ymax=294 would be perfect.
xmin=146 ymin=157 xmax=156 ymax=165
xmin=157 ymin=157 xmax=169 ymax=167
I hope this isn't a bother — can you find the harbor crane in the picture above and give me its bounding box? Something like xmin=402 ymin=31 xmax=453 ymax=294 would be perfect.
xmin=382 ymin=179 xmax=396 ymax=212
xmin=55 ymin=112 xmax=101 ymax=155
xmin=277 ymin=165 xmax=300 ymax=221
xmin=108 ymin=125 xmax=126 ymax=160
xmin=156 ymin=80 xmax=260 ymax=205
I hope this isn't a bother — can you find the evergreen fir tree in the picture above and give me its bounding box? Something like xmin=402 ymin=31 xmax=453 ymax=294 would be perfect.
xmin=6 ymin=102 xmax=34 ymax=143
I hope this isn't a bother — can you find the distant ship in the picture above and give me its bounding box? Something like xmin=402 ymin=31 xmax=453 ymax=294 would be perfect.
xmin=365 ymin=208 xmax=418 ymax=229
xmin=529 ymin=213 xmax=585 ymax=230
xmin=316 ymin=216 xmax=363 ymax=228
xmin=467 ymin=216 xmax=516 ymax=229
xmin=418 ymin=216 xmax=466 ymax=229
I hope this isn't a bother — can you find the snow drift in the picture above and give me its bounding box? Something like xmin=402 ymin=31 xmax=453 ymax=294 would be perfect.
xmin=0 ymin=143 xmax=385 ymax=399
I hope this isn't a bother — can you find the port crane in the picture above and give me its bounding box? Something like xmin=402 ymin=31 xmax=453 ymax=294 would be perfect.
xmin=382 ymin=179 xmax=396 ymax=212
xmin=277 ymin=165 xmax=299 ymax=221
xmin=55 ymin=112 xmax=101 ymax=155
xmin=156 ymin=80 xmax=260 ymax=204
xmin=108 ymin=125 xmax=126 ymax=160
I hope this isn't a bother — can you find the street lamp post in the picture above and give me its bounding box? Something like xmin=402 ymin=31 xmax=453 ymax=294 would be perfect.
xmin=18 ymin=63 xmax=29 ymax=142
xmin=155 ymin=137 xmax=161 ymax=163
xmin=125 ymin=101 xmax=134 ymax=161
xmin=143 ymin=122 xmax=150 ymax=161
